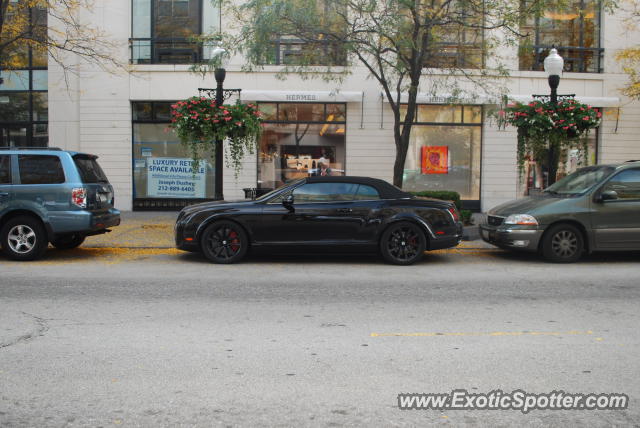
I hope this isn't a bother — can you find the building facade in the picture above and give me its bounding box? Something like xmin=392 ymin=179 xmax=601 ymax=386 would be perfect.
xmin=3 ymin=0 xmax=640 ymax=212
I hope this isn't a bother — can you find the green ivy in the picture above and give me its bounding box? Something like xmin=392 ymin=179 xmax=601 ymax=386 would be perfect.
xmin=169 ymin=97 xmax=263 ymax=176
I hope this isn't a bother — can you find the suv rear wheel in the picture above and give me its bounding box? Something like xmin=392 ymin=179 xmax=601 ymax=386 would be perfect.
xmin=1 ymin=216 xmax=48 ymax=261
xmin=541 ymin=223 xmax=584 ymax=263
xmin=51 ymin=233 xmax=85 ymax=250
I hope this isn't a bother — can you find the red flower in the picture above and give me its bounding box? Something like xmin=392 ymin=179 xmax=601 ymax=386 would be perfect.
xmin=224 ymin=117 xmax=232 ymax=121
xmin=563 ymin=126 xmax=569 ymax=130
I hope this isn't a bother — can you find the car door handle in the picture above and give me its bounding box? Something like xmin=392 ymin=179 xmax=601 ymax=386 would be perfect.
xmin=337 ymin=208 xmax=352 ymax=213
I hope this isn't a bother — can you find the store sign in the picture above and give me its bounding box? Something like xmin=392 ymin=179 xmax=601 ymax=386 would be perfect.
xmin=147 ymin=157 xmax=206 ymax=198
xmin=421 ymin=146 xmax=449 ymax=174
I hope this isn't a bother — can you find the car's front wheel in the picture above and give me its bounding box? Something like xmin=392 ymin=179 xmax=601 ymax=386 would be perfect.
xmin=541 ymin=223 xmax=584 ymax=263
xmin=380 ymin=221 xmax=426 ymax=265
xmin=51 ymin=233 xmax=86 ymax=250
xmin=0 ymin=216 xmax=48 ymax=261
xmin=200 ymin=220 xmax=249 ymax=264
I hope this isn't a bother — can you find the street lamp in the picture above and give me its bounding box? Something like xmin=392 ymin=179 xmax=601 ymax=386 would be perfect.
xmin=543 ymin=47 xmax=564 ymax=105
xmin=543 ymin=47 xmax=564 ymax=186
xmin=211 ymin=45 xmax=229 ymax=200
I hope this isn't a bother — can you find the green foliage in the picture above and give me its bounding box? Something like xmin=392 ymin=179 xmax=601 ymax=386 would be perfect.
xmin=410 ymin=190 xmax=461 ymax=210
xmin=460 ymin=209 xmax=473 ymax=225
xmin=498 ymin=99 xmax=601 ymax=173
xmin=169 ymin=97 xmax=263 ymax=176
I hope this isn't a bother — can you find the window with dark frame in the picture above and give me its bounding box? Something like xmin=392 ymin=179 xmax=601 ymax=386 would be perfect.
xmin=257 ymin=102 xmax=347 ymax=191
xmin=0 ymin=5 xmax=48 ymax=148
xmin=519 ymin=0 xmax=603 ymax=73
xmin=401 ymin=105 xmax=482 ymax=208
xmin=131 ymin=101 xmax=218 ymax=210
xmin=423 ymin=2 xmax=485 ymax=69
xmin=130 ymin=0 xmax=220 ymax=64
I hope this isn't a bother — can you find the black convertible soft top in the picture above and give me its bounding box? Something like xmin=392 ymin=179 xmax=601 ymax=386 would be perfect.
xmin=305 ymin=176 xmax=413 ymax=200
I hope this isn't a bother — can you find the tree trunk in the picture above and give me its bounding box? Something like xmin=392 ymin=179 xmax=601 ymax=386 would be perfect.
xmin=392 ymin=134 xmax=410 ymax=187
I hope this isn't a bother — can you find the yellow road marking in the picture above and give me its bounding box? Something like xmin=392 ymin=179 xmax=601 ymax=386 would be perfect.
xmin=371 ymin=330 xmax=594 ymax=338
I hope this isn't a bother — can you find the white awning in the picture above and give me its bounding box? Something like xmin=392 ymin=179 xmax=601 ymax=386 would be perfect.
xmin=381 ymin=93 xmax=494 ymax=104
xmin=381 ymin=92 xmax=622 ymax=107
xmin=240 ymin=90 xmax=363 ymax=102
xmin=506 ymin=95 xmax=621 ymax=107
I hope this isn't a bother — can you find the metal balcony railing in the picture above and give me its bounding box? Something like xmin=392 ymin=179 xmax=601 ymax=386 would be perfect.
xmin=271 ymin=38 xmax=347 ymax=66
xmin=129 ymin=38 xmax=203 ymax=64
xmin=525 ymin=45 xmax=604 ymax=73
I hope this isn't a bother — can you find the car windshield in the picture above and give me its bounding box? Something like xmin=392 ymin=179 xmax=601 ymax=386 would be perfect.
xmin=255 ymin=179 xmax=304 ymax=202
xmin=545 ymin=166 xmax=615 ymax=195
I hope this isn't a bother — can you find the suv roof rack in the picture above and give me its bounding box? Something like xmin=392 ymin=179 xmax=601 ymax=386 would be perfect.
xmin=0 ymin=147 xmax=62 ymax=151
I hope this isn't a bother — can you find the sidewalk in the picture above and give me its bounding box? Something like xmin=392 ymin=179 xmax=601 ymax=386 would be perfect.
xmin=83 ymin=211 xmax=493 ymax=249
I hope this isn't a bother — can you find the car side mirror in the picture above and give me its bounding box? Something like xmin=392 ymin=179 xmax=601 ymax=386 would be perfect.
xmin=600 ymin=190 xmax=619 ymax=202
xmin=594 ymin=190 xmax=618 ymax=204
xmin=282 ymin=194 xmax=294 ymax=211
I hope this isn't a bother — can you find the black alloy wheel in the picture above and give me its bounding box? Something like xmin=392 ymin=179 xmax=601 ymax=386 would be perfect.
xmin=200 ymin=220 xmax=248 ymax=264
xmin=380 ymin=221 xmax=426 ymax=265
xmin=541 ymin=223 xmax=584 ymax=263
xmin=51 ymin=233 xmax=86 ymax=250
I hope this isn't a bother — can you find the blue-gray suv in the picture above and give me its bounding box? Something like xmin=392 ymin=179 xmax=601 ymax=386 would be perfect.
xmin=0 ymin=148 xmax=120 ymax=261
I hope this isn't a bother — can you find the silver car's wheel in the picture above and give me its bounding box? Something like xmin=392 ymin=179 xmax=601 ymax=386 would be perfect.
xmin=1 ymin=216 xmax=48 ymax=261
xmin=8 ymin=225 xmax=37 ymax=254
xmin=542 ymin=224 xmax=584 ymax=263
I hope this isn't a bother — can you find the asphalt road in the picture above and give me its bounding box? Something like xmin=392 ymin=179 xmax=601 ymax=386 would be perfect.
xmin=1 ymin=246 xmax=639 ymax=426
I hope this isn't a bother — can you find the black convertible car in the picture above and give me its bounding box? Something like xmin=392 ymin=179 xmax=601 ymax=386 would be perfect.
xmin=175 ymin=176 xmax=463 ymax=265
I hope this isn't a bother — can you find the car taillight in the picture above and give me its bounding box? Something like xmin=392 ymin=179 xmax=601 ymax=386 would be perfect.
xmin=72 ymin=188 xmax=87 ymax=208
xmin=448 ymin=206 xmax=459 ymax=222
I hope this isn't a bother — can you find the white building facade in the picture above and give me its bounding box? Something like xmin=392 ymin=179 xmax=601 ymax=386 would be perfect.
xmin=32 ymin=0 xmax=640 ymax=211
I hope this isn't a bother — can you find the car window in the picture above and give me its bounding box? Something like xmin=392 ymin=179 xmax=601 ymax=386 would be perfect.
xmin=73 ymin=156 xmax=109 ymax=183
xmin=293 ymin=182 xmax=358 ymax=203
xmin=545 ymin=166 xmax=614 ymax=195
xmin=354 ymin=184 xmax=380 ymax=200
xmin=603 ymin=169 xmax=640 ymax=199
xmin=0 ymin=155 xmax=10 ymax=184
xmin=18 ymin=155 xmax=65 ymax=184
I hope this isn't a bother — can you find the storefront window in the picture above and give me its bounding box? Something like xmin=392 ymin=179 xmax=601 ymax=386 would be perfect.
xmin=519 ymin=129 xmax=598 ymax=195
xmin=402 ymin=105 xmax=482 ymax=202
xmin=132 ymin=101 xmax=216 ymax=209
xmin=257 ymin=103 xmax=346 ymax=191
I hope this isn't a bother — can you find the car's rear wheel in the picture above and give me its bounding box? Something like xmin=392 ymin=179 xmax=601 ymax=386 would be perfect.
xmin=541 ymin=223 xmax=584 ymax=263
xmin=380 ymin=221 xmax=426 ymax=265
xmin=51 ymin=233 xmax=85 ymax=250
xmin=0 ymin=216 xmax=48 ymax=261
xmin=200 ymin=220 xmax=248 ymax=264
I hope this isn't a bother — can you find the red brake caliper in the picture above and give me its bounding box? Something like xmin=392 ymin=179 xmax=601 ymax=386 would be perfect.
xmin=229 ymin=231 xmax=239 ymax=252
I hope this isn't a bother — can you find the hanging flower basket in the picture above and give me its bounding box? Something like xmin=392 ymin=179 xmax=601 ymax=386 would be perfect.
xmin=498 ymin=98 xmax=602 ymax=173
xmin=168 ymin=97 xmax=263 ymax=175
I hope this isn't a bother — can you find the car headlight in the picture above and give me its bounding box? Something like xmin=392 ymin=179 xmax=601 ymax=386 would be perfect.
xmin=504 ymin=214 xmax=538 ymax=226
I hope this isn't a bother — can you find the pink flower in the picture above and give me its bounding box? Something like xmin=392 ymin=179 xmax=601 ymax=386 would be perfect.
xmin=235 ymin=121 xmax=242 ymax=126
xmin=597 ymin=112 xmax=602 ymax=118
xmin=563 ymin=126 xmax=569 ymax=130
xmin=224 ymin=117 xmax=232 ymax=121
xmin=582 ymin=116 xmax=590 ymax=121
